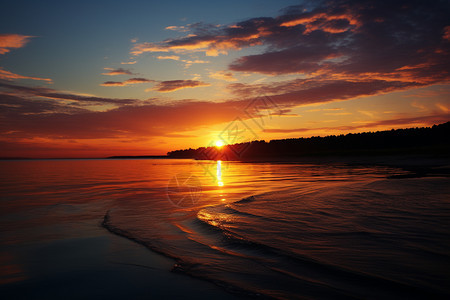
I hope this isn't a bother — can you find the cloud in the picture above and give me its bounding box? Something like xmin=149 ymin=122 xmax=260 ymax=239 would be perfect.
xmin=229 ymin=46 xmax=336 ymax=74
xmin=263 ymin=114 xmax=450 ymax=133
xmin=165 ymin=25 xmax=189 ymax=32
xmin=157 ymin=55 xmax=180 ymax=60
xmin=2 ymin=84 xmax=447 ymax=145
xmin=436 ymin=103 xmax=449 ymax=113
xmin=280 ymin=11 xmax=361 ymax=33
xmin=182 ymin=59 xmax=209 ymax=65
xmin=0 ymin=34 xmax=33 ymax=54
xmin=0 ymin=67 xmax=52 ymax=83
xmin=209 ymin=70 xmax=237 ymax=81
xmin=0 ymin=93 xmax=89 ymax=115
xmin=100 ymin=77 xmax=154 ymax=87
xmin=129 ymin=0 xmax=449 ymax=91
xmin=148 ymin=80 xmax=210 ymax=92
xmin=0 ymin=36 xmax=52 ymax=83
xmin=229 ymin=78 xmax=422 ymax=111
xmin=443 ymin=26 xmax=450 ymax=41
xmin=228 ymin=0 xmax=450 ymax=84
xmin=155 ymin=55 xmax=209 ymax=67
xmin=121 ymin=61 xmax=137 ymax=65
xmin=102 ymin=68 xmax=135 ymax=76
xmin=0 ymin=92 xmax=243 ymax=140
xmin=1 ymin=81 xmax=448 ymax=158
xmin=131 ymin=21 xmax=264 ymax=56
xmin=0 ymin=82 xmax=137 ymax=105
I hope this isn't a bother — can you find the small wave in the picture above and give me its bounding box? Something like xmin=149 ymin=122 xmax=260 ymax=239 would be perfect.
xmin=103 ymin=184 xmax=450 ymax=300
xmin=102 ymin=210 xmax=275 ymax=299
xmin=193 ymin=195 xmax=447 ymax=299
xmin=234 ymin=195 xmax=257 ymax=204
xmin=102 ymin=210 xmax=179 ymax=261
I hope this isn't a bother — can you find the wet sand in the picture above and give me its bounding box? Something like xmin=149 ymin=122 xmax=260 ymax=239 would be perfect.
xmin=0 ymin=223 xmax=236 ymax=299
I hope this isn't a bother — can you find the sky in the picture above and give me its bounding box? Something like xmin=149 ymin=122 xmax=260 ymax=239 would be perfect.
xmin=0 ymin=0 xmax=449 ymax=158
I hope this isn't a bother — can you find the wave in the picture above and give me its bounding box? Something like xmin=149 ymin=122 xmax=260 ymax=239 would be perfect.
xmin=194 ymin=202 xmax=445 ymax=299
xmin=102 ymin=209 xmax=270 ymax=298
xmin=234 ymin=195 xmax=257 ymax=204
xmin=102 ymin=190 xmax=447 ymax=299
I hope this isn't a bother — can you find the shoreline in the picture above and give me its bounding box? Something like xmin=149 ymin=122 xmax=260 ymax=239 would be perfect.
xmin=101 ymin=211 xmax=262 ymax=298
xmin=0 ymin=219 xmax=236 ymax=300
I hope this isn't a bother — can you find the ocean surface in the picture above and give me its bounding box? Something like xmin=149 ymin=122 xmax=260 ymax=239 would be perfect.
xmin=0 ymin=158 xmax=449 ymax=299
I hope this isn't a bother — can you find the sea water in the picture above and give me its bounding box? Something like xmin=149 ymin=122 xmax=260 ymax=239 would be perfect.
xmin=1 ymin=159 xmax=449 ymax=299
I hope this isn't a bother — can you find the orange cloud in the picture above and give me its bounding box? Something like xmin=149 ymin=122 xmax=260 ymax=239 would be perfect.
xmin=129 ymin=8 xmax=363 ymax=59
xmin=209 ymin=70 xmax=237 ymax=81
xmin=280 ymin=12 xmax=361 ymax=34
xmin=1 ymin=77 xmax=448 ymax=158
xmin=148 ymin=80 xmax=210 ymax=92
xmin=263 ymin=114 xmax=450 ymax=134
xmin=1 ymin=82 xmax=135 ymax=105
xmin=0 ymin=34 xmax=33 ymax=54
xmin=100 ymin=78 xmax=154 ymax=87
xmin=0 ymin=68 xmax=52 ymax=83
xmin=165 ymin=25 xmax=189 ymax=32
xmin=155 ymin=55 xmax=209 ymax=67
xmin=156 ymin=55 xmax=180 ymax=60
xmin=443 ymin=26 xmax=450 ymax=41
xmin=102 ymin=68 xmax=134 ymax=76
xmin=131 ymin=33 xmax=262 ymax=57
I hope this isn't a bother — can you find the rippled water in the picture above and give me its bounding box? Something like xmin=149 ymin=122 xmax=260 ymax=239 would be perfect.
xmin=1 ymin=159 xmax=449 ymax=299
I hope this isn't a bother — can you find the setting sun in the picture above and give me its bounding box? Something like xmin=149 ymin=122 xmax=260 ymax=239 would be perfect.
xmin=215 ymin=140 xmax=224 ymax=148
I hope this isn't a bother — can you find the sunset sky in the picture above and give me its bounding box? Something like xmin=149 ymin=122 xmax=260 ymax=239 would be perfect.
xmin=1 ymin=0 xmax=449 ymax=158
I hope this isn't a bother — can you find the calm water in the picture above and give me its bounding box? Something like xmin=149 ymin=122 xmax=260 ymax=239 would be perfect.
xmin=0 ymin=159 xmax=449 ymax=299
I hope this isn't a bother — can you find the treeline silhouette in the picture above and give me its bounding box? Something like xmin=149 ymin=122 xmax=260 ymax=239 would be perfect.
xmin=167 ymin=122 xmax=450 ymax=161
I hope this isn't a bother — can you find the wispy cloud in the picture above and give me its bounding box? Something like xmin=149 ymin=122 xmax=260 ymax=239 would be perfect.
xmin=165 ymin=25 xmax=189 ymax=32
xmin=100 ymin=78 xmax=154 ymax=87
xmin=263 ymin=114 xmax=450 ymax=133
xmin=0 ymin=89 xmax=243 ymax=141
xmin=209 ymin=70 xmax=237 ymax=81
xmin=443 ymin=26 xmax=450 ymax=41
xmin=102 ymin=67 xmax=135 ymax=76
xmin=121 ymin=61 xmax=137 ymax=65
xmin=182 ymin=59 xmax=209 ymax=67
xmin=155 ymin=55 xmax=209 ymax=67
xmin=0 ymin=82 xmax=136 ymax=105
xmin=147 ymin=80 xmax=210 ymax=92
xmin=0 ymin=34 xmax=33 ymax=54
xmin=436 ymin=103 xmax=449 ymax=113
xmin=0 ymin=35 xmax=52 ymax=83
xmin=1 ymin=80 xmax=448 ymax=158
xmin=131 ymin=21 xmax=263 ymax=56
xmin=156 ymin=55 xmax=180 ymax=61
xmin=0 ymin=67 xmax=52 ymax=83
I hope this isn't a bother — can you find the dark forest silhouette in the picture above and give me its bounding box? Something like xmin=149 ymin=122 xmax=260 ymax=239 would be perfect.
xmin=167 ymin=122 xmax=450 ymax=161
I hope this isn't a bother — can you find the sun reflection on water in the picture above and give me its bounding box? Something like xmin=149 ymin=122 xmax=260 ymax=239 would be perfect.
xmin=217 ymin=160 xmax=224 ymax=187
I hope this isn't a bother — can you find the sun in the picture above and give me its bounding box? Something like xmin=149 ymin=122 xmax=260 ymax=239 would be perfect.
xmin=215 ymin=140 xmax=224 ymax=148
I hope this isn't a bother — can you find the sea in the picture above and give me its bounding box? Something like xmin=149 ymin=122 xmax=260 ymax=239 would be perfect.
xmin=0 ymin=158 xmax=449 ymax=299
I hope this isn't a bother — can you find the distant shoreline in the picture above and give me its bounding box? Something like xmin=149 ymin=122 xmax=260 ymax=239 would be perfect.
xmin=0 ymin=155 xmax=171 ymax=160
xmin=106 ymin=155 xmax=170 ymax=159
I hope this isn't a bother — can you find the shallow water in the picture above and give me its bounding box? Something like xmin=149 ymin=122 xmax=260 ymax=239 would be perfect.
xmin=1 ymin=159 xmax=449 ymax=299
